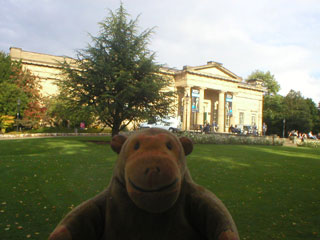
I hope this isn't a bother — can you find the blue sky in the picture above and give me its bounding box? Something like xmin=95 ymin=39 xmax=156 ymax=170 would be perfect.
xmin=1 ymin=0 xmax=319 ymax=104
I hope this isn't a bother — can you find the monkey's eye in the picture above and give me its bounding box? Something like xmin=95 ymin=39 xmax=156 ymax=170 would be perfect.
xmin=134 ymin=142 xmax=140 ymax=150
xmin=166 ymin=142 xmax=173 ymax=150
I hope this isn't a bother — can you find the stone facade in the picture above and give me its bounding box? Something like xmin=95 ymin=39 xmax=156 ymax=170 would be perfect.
xmin=10 ymin=47 xmax=265 ymax=133
xmin=10 ymin=47 xmax=76 ymax=97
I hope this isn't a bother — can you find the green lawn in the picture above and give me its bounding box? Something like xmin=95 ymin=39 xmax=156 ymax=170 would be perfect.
xmin=0 ymin=137 xmax=319 ymax=240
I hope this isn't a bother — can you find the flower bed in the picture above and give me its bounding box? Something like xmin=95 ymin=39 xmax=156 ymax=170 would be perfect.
xmin=177 ymin=132 xmax=284 ymax=146
xmin=297 ymin=139 xmax=320 ymax=148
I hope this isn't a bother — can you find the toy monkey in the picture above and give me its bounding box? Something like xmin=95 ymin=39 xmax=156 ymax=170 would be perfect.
xmin=49 ymin=128 xmax=239 ymax=240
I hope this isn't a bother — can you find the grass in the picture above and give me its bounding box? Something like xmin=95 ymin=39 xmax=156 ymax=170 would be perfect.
xmin=0 ymin=137 xmax=319 ymax=240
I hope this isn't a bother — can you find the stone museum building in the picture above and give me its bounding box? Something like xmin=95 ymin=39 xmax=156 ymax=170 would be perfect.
xmin=10 ymin=47 xmax=266 ymax=134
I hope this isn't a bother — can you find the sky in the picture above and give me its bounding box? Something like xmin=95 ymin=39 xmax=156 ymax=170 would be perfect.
xmin=1 ymin=0 xmax=320 ymax=104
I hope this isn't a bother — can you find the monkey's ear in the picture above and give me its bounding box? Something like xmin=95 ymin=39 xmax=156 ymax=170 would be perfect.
xmin=111 ymin=135 xmax=127 ymax=154
xmin=179 ymin=137 xmax=193 ymax=156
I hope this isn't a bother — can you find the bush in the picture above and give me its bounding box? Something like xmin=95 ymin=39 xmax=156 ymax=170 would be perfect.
xmin=44 ymin=96 xmax=95 ymax=129
xmin=0 ymin=115 xmax=15 ymax=133
xmin=297 ymin=139 xmax=320 ymax=148
xmin=177 ymin=132 xmax=284 ymax=146
xmin=13 ymin=127 xmax=112 ymax=134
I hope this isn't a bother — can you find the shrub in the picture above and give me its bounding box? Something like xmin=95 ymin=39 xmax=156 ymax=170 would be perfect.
xmin=0 ymin=115 xmax=15 ymax=133
xmin=297 ymin=139 xmax=320 ymax=148
xmin=177 ymin=132 xmax=284 ymax=146
xmin=24 ymin=127 xmax=111 ymax=134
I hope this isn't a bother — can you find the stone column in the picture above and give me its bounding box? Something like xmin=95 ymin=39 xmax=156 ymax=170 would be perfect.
xmin=197 ymin=88 xmax=205 ymax=126
xmin=184 ymin=87 xmax=191 ymax=131
xmin=258 ymin=97 xmax=263 ymax=135
xmin=217 ymin=91 xmax=225 ymax=133
xmin=230 ymin=93 xmax=236 ymax=127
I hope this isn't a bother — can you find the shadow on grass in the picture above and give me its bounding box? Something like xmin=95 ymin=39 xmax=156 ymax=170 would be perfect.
xmin=188 ymin=145 xmax=320 ymax=240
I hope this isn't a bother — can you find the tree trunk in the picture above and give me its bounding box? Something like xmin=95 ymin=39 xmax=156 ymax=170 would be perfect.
xmin=111 ymin=128 xmax=118 ymax=136
xmin=111 ymin=122 xmax=121 ymax=136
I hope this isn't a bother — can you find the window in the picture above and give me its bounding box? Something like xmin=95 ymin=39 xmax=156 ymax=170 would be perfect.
xmin=251 ymin=115 xmax=256 ymax=125
xmin=239 ymin=112 xmax=244 ymax=125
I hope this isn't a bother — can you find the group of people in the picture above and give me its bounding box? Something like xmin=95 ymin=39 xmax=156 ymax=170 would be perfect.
xmin=202 ymin=122 xmax=217 ymax=133
xmin=200 ymin=122 xmax=319 ymax=140
xmin=289 ymin=130 xmax=319 ymax=140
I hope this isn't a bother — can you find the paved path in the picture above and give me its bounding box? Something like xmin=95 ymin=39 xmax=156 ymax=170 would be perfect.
xmin=282 ymin=138 xmax=298 ymax=147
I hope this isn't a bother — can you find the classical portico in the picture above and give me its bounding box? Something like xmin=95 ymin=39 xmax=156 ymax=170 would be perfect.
xmin=163 ymin=61 xmax=265 ymax=134
xmin=178 ymin=87 xmax=235 ymax=132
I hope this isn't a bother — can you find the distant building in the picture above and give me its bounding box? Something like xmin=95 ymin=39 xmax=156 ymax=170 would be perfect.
xmin=10 ymin=47 xmax=266 ymax=133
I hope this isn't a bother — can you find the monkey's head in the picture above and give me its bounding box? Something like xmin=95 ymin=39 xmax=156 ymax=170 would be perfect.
xmin=111 ymin=128 xmax=193 ymax=213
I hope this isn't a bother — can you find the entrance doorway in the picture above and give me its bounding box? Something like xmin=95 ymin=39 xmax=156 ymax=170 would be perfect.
xmin=203 ymin=100 xmax=211 ymax=125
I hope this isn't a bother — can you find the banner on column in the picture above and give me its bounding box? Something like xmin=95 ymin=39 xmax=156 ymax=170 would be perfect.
xmin=226 ymin=93 xmax=233 ymax=116
xmin=191 ymin=89 xmax=200 ymax=112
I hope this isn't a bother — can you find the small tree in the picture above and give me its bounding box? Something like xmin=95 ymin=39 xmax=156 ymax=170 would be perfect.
xmin=59 ymin=4 xmax=175 ymax=135
xmin=46 ymin=96 xmax=95 ymax=129
xmin=0 ymin=115 xmax=15 ymax=133
xmin=15 ymin=68 xmax=43 ymax=128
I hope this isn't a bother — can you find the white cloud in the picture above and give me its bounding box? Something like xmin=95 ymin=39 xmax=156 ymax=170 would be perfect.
xmin=277 ymin=70 xmax=320 ymax=101
xmin=1 ymin=0 xmax=320 ymax=104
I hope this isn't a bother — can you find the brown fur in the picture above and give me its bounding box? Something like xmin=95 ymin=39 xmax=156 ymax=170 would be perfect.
xmin=49 ymin=128 xmax=239 ymax=240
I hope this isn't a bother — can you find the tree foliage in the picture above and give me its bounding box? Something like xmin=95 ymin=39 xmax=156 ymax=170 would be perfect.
xmin=247 ymin=69 xmax=320 ymax=136
xmin=306 ymin=98 xmax=320 ymax=134
xmin=0 ymin=82 xmax=28 ymax=116
xmin=263 ymin=94 xmax=285 ymax=135
xmin=0 ymin=51 xmax=15 ymax=81
xmin=263 ymin=89 xmax=320 ymax=136
xmin=45 ymin=96 xmax=95 ymax=128
xmin=0 ymin=51 xmax=43 ymax=130
xmin=0 ymin=115 xmax=15 ymax=133
xmin=13 ymin=65 xmax=44 ymax=128
xmin=283 ymin=90 xmax=313 ymax=133
xmin=246 ymin=70 xmax=280 ymax=95
xmin=0 ymin=52 xmax=28 ymax=117
xmin=59 ymin=5 xmax=175 ymax=135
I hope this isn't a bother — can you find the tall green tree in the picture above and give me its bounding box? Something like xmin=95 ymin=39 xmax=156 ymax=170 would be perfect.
xmin=246 ymin=70 xmax=282 ymax=135
xmin=263 ymin=94 xmax=285 ymax=135
xmin=304 ymin=98 xmax=320 ymax=133
xmin=283 ymin=90 xmax=313 ymax=133
xmin=0 ymin=51 xmax=15 ymax=81
xmin=306 ymin=98 xmax=320 ymax=134
xmin=59 ymin=4 xmax=175 ymax=135
xmin=246 ymin=70 xmax=320 ymax=136
xmin=246 ymin=70 xmax=280 ymax=96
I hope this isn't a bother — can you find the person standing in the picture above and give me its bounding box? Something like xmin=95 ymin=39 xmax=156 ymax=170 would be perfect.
xmin=262 ymin=122 xmax=267 ymax=136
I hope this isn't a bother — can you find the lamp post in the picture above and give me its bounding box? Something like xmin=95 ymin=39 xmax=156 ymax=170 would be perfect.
xmin=185 ymin=93 xmax=189 ymax=131
xmin=17 ymin=98 xmax=21 ymax=132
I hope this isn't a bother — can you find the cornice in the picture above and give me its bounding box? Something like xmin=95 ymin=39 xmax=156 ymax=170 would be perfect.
xmin=14 ymin=59 xmax=63 ymax=69
xmin=238 ymin=83 xmax=267 ymax=93
xmin=184 ymin=70 xmax=240 ymax=83
xmin=159 ymin=67 xmax=181 ymax=76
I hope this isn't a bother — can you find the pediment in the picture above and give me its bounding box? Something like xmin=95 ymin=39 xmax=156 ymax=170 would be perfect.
xmin=191 ymin=62 xmax=242 ymax=81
